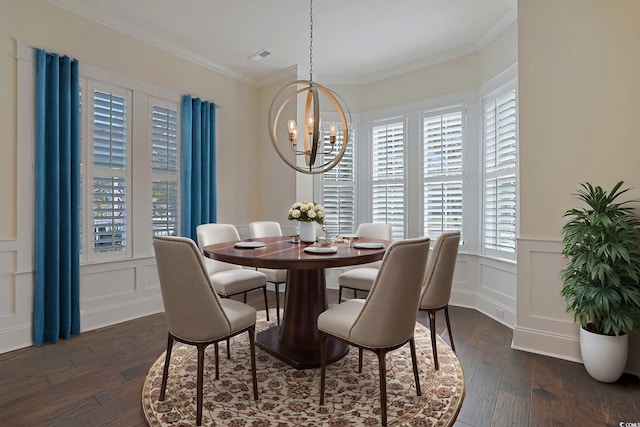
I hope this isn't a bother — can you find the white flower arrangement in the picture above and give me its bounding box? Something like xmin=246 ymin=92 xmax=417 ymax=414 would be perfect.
xmin=288 ymin=201 xmax=325 ymax=224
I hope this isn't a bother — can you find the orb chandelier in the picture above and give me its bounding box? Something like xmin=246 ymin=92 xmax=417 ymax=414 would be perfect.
xmin=268 ymin=0 xmax=351 ymax=175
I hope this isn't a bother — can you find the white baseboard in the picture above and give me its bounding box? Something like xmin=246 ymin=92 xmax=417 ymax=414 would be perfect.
xmin=0 ymin=323 xmax=34 ymax=354
xmin=512 ymin=325 xmax=581 ymax=363
xmin=512 ymin=325 xmax=640 ymax=377
xmin=81 ymin=296 xmax=164 ymax=333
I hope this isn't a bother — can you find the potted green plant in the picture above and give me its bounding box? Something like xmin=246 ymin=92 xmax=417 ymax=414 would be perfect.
xmin=561 ymin=181 xmax=640 ymax=382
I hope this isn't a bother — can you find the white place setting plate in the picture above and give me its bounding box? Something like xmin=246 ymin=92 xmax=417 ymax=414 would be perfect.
xmin=353 ymin=242 xmax=385 ymax=249
xmin=304 ymin=246 xmax=338 ymax=254
xmin=234 ymin=241 xmax=266 ymax=249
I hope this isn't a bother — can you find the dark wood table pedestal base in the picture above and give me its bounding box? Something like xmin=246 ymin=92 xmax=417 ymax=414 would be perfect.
xmin=256 ymin=326 xmax=349 ymax=369
xmin=255 ymin=268 xmax=349 ymax=369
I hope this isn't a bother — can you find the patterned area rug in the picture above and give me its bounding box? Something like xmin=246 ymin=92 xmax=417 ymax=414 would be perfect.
xmin=142 ymin=310 xmax=464 ymax=426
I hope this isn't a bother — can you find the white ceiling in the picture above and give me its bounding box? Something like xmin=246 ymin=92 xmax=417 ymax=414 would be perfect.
xmin=50 ymin=0 xmax=517 ymax=87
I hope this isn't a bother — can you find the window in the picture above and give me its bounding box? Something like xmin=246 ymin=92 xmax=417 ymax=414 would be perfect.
xmin=371 ymin=120 xmax=405 ymax=239
xmin=321 ymin=79 xmax=517 ymax=259
xmin=320 ymin=124 xmax=356 ymax=237
xmin=151 ymin=102 xmax=179 ymax=237
xmin=80 ymin=74 xmax=180 ymax=262
xmin=423 ymin=108 xmax=464 ymax=242
xmin=87 ymin=83 xmax=131 ymax=257
xmin=483 ymin=88 xmax=517 ymax=255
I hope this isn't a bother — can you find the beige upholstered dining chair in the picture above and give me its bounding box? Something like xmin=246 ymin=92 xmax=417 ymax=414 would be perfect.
xmin=419 ymin=232 xmax=460 ymax=370
xmin=248 ymin=221 xmax=287 ymax=324
xmin=337 ymin=222 xmax=393 ymax=302
xmin=153 ymin=236 xmax=258 ymax=426
xmin=318 ymin=237 xmax=431 ymax=427
xmin=196 ymin=223 xmax=270 ymax=322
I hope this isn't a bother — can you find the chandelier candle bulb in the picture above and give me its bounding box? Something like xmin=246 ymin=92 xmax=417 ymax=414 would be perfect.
xmin=287 ymin=119 xmax=298 ymax=145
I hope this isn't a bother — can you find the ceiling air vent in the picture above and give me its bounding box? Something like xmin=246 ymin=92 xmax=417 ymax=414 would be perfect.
xmin=248 ymin=49 xmax=271 ymax=62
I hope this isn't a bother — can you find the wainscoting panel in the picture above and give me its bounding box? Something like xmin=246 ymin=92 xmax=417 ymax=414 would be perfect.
xmin=0 ymin=247 xmax=16 ymax=317
xmin=450 ymin=255 xmax=477 ymax=308
xmin=143 ymin=263 xmax=161 ymax=291
xmin=81 ymin=264 xmax=137 ymax=302
xmin=0 ymin=240 xmax=33 ymax=354
xmin=475 ymin=259 xmax=517 ymax=327
xmin=514 ymin=238 xmax=640 ymax=376
xmin=80 ymin=259 xmax=163 ymax=332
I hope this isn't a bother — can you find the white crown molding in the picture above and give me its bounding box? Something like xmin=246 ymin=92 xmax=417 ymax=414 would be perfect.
xmin=355 ymin=44 xmax=478 ymax=86
xmin=475 ymin=9 xmax=517 ymax=50
xmin=48 ymin=0 xmax=258 ymax=87
xmin=255 ymin=65 xmax=301 ymax=88
xmin=48 ymin=0 xmax=517 ymax=89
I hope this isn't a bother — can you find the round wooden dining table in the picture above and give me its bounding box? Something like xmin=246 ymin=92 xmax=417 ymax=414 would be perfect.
xmin=203 ymin=235 xmax=388 ymax=369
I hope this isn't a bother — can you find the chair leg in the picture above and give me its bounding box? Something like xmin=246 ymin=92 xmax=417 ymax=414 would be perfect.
xmin=444 ymin=305 xmax=456 ymax=353
xmin=319 ymin=333 xmax=328 ymax=405
xmin=377 ymin=349 xmax=388 ymax=426
xmin=160 ymin=333 xmax=174 ymax=401
xmin=358 ymin=347 xmax=363 ymax=373
xmin=243 ymin=292 xmax=247 ymax=303
xmin=263 ymin=286 xmax=270 ymax=322
xmin=214 ymin=342 xmax=220 ymax=379
xmin=409 ymin=337 xmax=422 ymax=396
xmin=338 ymin=286 xmax=343 ymax=303
xmin=248 ymin=326 xmax=259 ymax=400
xmin=275 ymin=283 xmax=281 ymax=324
xmin=221 ymin=296 xmax=232 ymax=360
xmin=353 ymin=289 xmax=357 ymax=299
xmin=196 ymin=343 xmax=207 ymax=426
xmin=429 ymin=310 xmax=439 ymax=370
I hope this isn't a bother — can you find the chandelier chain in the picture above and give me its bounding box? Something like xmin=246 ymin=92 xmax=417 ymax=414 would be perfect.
xmin=309 ymin=0 xmax=313 ymax=82
xmin=267 ymin=0 xmax=351 ymax=175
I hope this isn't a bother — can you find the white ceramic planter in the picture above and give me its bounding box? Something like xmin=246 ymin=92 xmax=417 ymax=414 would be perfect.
xmin=579 ymin=326 xmax=628 ymax=383
xmin=298 ymin=221 xmax=317 ymax=243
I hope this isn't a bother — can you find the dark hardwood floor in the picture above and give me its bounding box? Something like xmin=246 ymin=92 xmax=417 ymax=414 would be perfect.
xmin=1 ymin=289 xmax=638 ymax=426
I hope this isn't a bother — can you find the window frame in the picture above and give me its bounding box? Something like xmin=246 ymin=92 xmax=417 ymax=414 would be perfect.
xmin=81 ymin=79 xmax=133 ymax=262
xmin=149 ymin=97 xmax=180 ymax=238
xmin=482 ymin=80 xmax=518 ymax=260
xmin=420 ymin=105 xmax=466 ymax=243
xmin=370 ymin=117 xmax=407 ymax=240
xmin=78 ymin=64 xmax=181 ymax=264
xmin=316 ymin=116 xmax=358 ymax=237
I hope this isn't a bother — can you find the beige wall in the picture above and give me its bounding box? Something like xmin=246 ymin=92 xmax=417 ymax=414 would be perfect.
xmin=11 ymin=0 xmax=636 ymax=374
xmin=360 ymin=53 xmax=481 ymax=112
xmin=0 ymin=0 xmax=270 ymax=352
xmin=518 ymin=0 xmax=640 ymax=239
xmin=0 ymin=0 xmax=262 ymax=230
xmin=0 ymin=33 xmax=17 ymax=239
xmin=256 ymin=72 xmax=298 ymax=223
xmin=356 ymin=22 xmax=517 ymax=114
xmin=515 ymin=0 xmax=640 ymax=374
xmin=478 ymin=22 xmax=518 ymax=85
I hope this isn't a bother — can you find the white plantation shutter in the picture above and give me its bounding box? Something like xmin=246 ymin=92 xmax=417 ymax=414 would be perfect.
xmin=321 ymin=124 xmax=356 ymax=236
xmin=484 ymin=89 xmax=517 ymax=254
xmin=423 ymin=109 xmax=464 ymax=241
xmin=91 ymin=87 xmax=129 ymax=254
xmin=79 ymin=70 xmax=183 ymax=261
xmin=372 ymin=121 xmax=405 ymax=239
xmin=151 ymin=103 xmax=179 ymax=236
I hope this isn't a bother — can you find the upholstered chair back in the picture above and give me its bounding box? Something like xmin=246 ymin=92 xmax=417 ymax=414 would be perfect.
xmin=349 ymin=237 xmax=430 ymax=348
xmin=249 ymin=221 xmax=283 ymax=238
xmin=355 ymin=222 xmax=393 ymax=240
xmin=153 ymin=236 xmax=231 ymax=342
xmin=419 ymin=232 xmax=460 ymax=310
xmin=196 ymin=223 xmax=243 ymax=274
